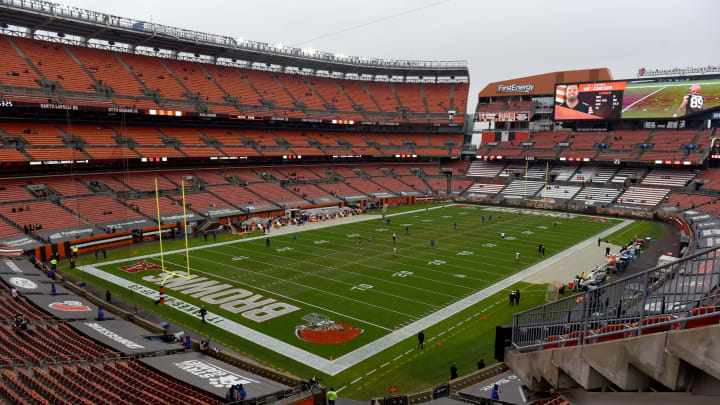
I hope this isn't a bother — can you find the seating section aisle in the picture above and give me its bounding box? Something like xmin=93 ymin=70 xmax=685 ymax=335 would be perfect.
xmin=608 ymin=130 xmax=651 ymax=150
xmin=611 ymin=168 xmax=648 ymax=183
xmin=466 ymin=182 xmax=506 ymax=196
xmin=617 ymin=187 xmax=670 ymax=206
xmin=467 ymin=161 xmax=506 ymax=178
xmin=539 ymin=185 xmax=581 ymax=200
xmin=61 ymin=196 xmax=144 ymax=224
xmin=0 ymin=201 xmax=88 ymax=233
xmin=573 ymin=187 xmax=620 ymax=204
xmin=0 ymin=220 xmax=22 ymax=239
xmin=698 ymin=169 xmax=720 ymax=191
xmin=570 ymin=166 xmax=617 ymax=183
xmin=664 ymin=193 xmax=716 ymax=209
xmin=501 ymin=180 xmax=544 ymax=198
xmin=641 ymin=169 xmax=696 ymax=187
xmin=0 ymin=181 xmax=35 ymax=202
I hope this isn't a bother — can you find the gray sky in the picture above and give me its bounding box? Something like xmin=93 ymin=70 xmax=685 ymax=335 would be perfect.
xmin=51 ymin=0 xmax=720 ymax=113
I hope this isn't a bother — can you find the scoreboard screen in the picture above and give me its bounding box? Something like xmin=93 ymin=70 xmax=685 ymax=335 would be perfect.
xmin=712 ymin=137 xmax=720 ymax=159
xmin=554 ymin=74 xmax=720 ymax=120
xmin=555 ymin=82 xmax=625 ymax=120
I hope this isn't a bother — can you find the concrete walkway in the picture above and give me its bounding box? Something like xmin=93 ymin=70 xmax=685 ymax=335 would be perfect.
xmin=522 ymin=241 xmax=622 ymax=284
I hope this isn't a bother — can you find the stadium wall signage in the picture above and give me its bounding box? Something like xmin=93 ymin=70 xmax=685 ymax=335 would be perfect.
xmin=83 ymin=322 xmax=145 ymax=349
xmin=638 ymin=65 xmax=720 ymax=77
xmin=497 ymin=84 xmax=534 ymax=93
xmin=141 ymin=273 xmax=301 ymax=322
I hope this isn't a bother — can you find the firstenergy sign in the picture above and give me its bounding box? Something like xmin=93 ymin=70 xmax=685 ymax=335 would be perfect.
xmin=497 ymin=84 xmax=534 ymax=93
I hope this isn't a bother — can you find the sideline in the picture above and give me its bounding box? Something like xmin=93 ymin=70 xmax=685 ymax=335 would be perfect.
xmin=79 ymin=204 xmax=632 ymax=375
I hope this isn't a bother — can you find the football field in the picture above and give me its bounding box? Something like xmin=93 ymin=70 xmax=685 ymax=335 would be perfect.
xmin=622 ymin=79 xmax=720 ymax=119
xmin=75 ymin=204 xmax=625 ymax=377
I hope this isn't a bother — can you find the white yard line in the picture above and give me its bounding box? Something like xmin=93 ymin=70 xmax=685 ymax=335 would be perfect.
xmin=160 ymin=258 xmax=404 ymax=329
xmin=320 ymin=219 xmax=633 ymax=376
xmin=350 ymin=377 xmax=363 ymax=385
xmin=622 ymin=86 xmax=667 ymax=113
xmin=94 ymin=204 xmax=453 ymax=267
xmin=336 ymin=386 xmax=347 ymax=393
xmin=84 ymin=205 xmax=632 ymax=376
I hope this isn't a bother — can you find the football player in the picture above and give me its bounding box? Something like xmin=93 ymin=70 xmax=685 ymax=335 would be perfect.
xmin=674 ymin=85 xmax=703 ymax=117
xmin=561 ymin=84 xmax=594 ymax=114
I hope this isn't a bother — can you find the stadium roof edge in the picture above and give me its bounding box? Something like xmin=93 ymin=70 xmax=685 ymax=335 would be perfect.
xmin=478 ymin=68 xmax=613 ymax=98
xmin=0 ymin=0 xmax=469 ymax=78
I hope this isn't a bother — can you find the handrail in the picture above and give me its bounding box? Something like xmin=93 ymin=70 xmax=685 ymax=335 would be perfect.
xmin=512 ymin=245 xmax=720 ymax=350
xmin=0 ymin=0 xmax=468 ymax=73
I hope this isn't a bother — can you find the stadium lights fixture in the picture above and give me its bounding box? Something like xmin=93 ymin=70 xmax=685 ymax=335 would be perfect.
xmin=303 ymin=48 xmax=316 ymax=56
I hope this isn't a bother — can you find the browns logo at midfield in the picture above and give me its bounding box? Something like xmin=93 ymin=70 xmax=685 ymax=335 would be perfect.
xmin=295 ymin=313 xmax=363 ymax=344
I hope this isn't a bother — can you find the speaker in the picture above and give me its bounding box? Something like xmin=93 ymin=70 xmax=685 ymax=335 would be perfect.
xmin=494 ymin=324 xmax=513 ymax=362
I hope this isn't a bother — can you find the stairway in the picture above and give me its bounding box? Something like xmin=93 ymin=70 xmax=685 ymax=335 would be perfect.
xmin=419 ymin=83 xmax=430 ymax=113
xmin=112 ymin=52 xmax=152 ymax=94
xmin=505 ymin=324 xmax=720 ymax=393
xmin=62 ymin=45 xmax=102 ymax=88
xmin=388 ymin=83 xmax=405 ymax=109
xmin=5 ymin=37 xmax=50 ymax=84
xmin=359 ymin=82 xmax=384 ymax=112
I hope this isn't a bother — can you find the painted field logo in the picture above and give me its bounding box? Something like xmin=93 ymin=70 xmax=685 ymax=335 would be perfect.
xmin=9 ymin=277 xmax=37 ymax=289
xmin=49 ymin=301 xmax=91 ymax=312
xmin=119 ymin=260 xmax=163 ymax=273
xmin=586 ymin=218 xmax=609 ymax=223
xmin=295 ymin=313 xmax=363 ymax=344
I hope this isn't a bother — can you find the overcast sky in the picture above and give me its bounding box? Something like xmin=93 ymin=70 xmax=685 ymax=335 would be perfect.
xmin=51 ymin=0 xmax=720 ymax=113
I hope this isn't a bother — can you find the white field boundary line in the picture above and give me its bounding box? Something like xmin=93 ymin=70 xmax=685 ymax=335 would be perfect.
xmin=93 ymin=203 xmax=455 ymax=268
xmin=77 ymin=264 xmax=335 ymax=372
xmin=82 ymin=206 xmax=631 ymax=376
xmin=626 ymin=81 xmax=720 ymax=90
xmin=621 ymin=86 xmax=667 ymax=113
xmin=320 ymin=219 xmax=633 ymax=375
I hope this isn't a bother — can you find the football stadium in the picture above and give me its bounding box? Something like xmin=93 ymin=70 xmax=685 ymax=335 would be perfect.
xmin=0 ymin=1 xmax=719 ymax=404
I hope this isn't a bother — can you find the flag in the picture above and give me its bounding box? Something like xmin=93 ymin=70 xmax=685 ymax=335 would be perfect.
xmin=436 ymin=341 xmax=442 ymax=347
xmin=555 ymin=85 xmax=566 ymax=105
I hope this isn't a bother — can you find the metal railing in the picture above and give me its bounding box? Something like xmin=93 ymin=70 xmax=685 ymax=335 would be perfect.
xmin=511 ymin=245 xmax=720 ymax=350
xmin=1 ymin=0 xmax=468 ymax=73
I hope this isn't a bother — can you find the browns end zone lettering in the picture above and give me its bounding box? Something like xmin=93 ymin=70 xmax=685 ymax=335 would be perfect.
xmin=141 ymin=273 xmax=300 ymax=323
xmin=497 ymin=84 xmax=534 ymax=93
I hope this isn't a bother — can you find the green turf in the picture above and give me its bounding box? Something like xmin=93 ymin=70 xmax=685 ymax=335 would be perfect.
xmin=61 ymin=204 xmax=623 ymax=398
xmin=603 ymin=219 xmax=667 ymax=247
xmin=622 ymin=79 xmax=720 ymax=119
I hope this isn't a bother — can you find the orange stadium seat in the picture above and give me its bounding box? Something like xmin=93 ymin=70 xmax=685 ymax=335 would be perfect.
xmin=0 ymin=36 xmax=41 ymax=87
xmin=12 ymin=37 xmax=95 ymax=92
xmin=116 ymin=53 xmax=187 ymax=99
